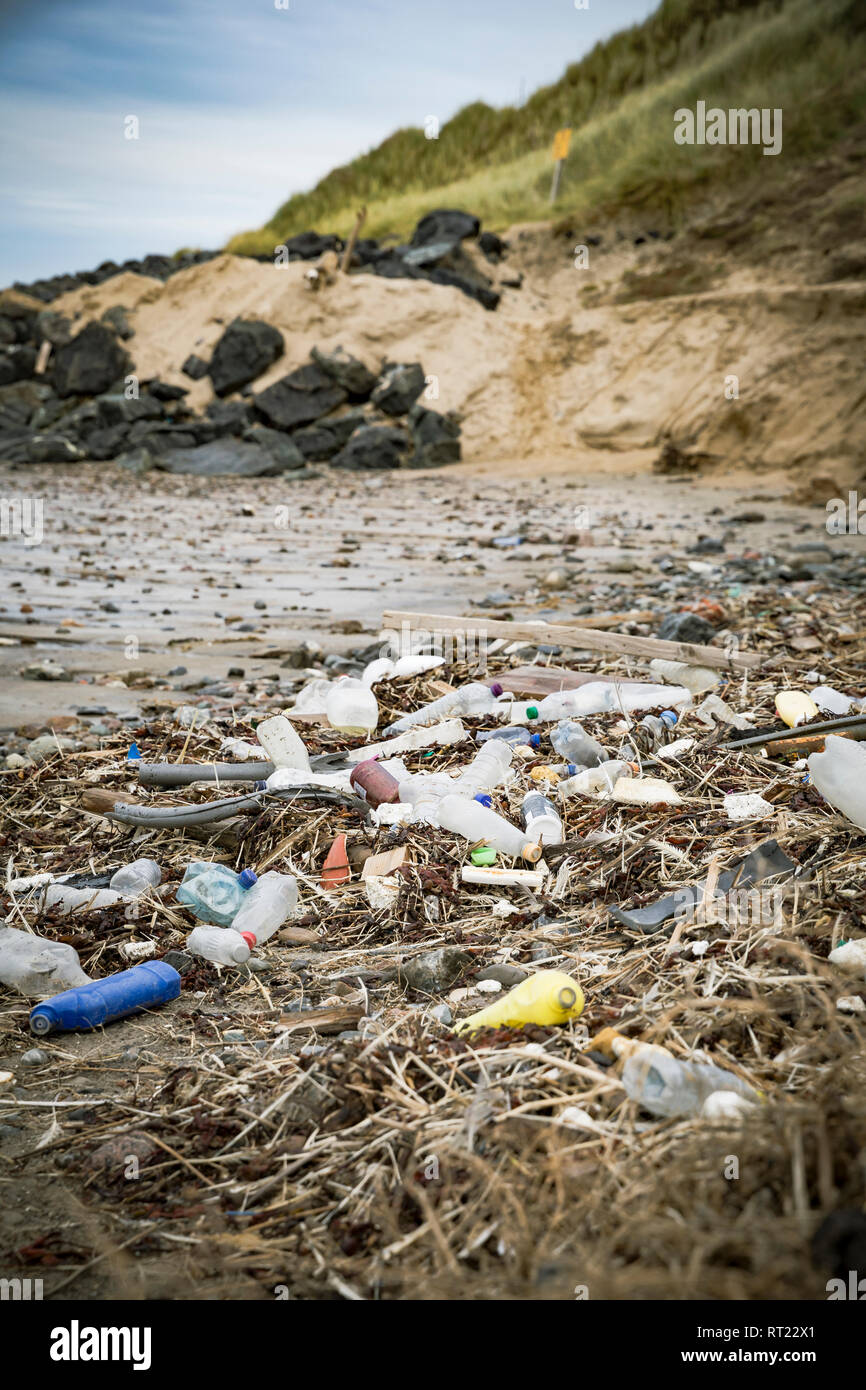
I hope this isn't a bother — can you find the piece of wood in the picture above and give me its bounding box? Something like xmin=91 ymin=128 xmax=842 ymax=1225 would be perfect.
xmin=340 ymin=205 xmax=367 ymax=274
xmin=278 ymin=1006 xmax=364 ymax=1034
xmin=382 ymin=610 xmax=762 ymax=672
xmin=362 ymin=846 xmax=409 ymax=880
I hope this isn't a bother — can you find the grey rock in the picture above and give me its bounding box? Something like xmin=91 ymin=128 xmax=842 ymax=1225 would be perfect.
xmin=52 ymin=321 xmax=130 ymax=398
xmin=332 ymin=423 xmax=410 ymax=471
xmin=310 ymin=345 xmax=376 ymax=397
xmin=242 ymin=425 xmax=305 ymax=470
xmin=475 ymin=964 xmax=528 ymax=989
xmin=100 ymin=305 xmax=134 ymax=339
xmin=254 ymin=362 xmax=345 ymax=430
xmin=408 ymin=403 xmax=461 ymax=467
xmin=209 ymin=319 xmax=284 ymax=396
xmin=399 ymin=946 xmax=471 ymax=994
xmin=657 ymin=612 xmax=717 ymax=645
xmin=19 ymin=1048 xmax=49 ymax=1067
xmin=410 ymin=209 xmax=480 ymax=248
xmin=26 ymin=434 xmax=85 ymax=463
xmin=152 ymin=438 xmax=295 ymax=477
xmin=371 ymin=362 xmax=425 ymax=416
xmin=181 ymin=353 xmax=210 ymax=380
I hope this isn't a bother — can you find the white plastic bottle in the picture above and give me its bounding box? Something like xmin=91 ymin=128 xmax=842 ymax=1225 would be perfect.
xmin=0 ymin=924 xmax=91 ymax=996
xmin=254 ymin=714 xmax=311 ymax=772
xmin=384 ymin=681 xmax=504 ymax=735
xmin=231 ymin=871 xmax=298 ymax=944
xmin=109 ymin=858 xmax=162 ymax=895
xmin=524 ymin=682 xmax=691 ymax=723
xmin=808 ymin=734 xmax=866 ymax=831
xmin=550 ymin=720 xmax=606 ymax=767
xmin=452 ymin=741 xmax=513 ymax=798
xmin=188 ymin=925 xmax=251 ymax=965
xmin=436 ymin=794 xmax=542 ymax=862
xmin=559 ymin=760 xmax=635 ymax=800
xmin=326 ymin=678 xmax=379 ymax=736
xmin=521 ymin=792 xmax=563 ymax=846
xmin=42 ymin=884 xmax=130 ymax=915
xmin=597 ymin=1029 xmax=759 ymax=1118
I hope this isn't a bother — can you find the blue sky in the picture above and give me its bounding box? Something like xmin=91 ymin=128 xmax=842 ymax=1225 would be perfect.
xmin=0 ymin=0 xmax=658 ymax=286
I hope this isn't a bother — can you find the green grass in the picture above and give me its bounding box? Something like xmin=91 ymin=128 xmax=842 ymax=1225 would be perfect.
xmin=227 ymin=0 xmax=866 ymax=254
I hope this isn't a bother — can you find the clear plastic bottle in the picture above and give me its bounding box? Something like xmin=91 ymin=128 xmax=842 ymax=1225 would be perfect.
xmin=436 ymin=794 xmax=542 ymax=862
xmin=42 ymin=884 xmax=129 ymax=915
xmin=187 ymin=925 xmax=251 ymax=965
xmin=559 ymin=760 xmax=635 ymax=800
xmin=109 ymin=858 xmax=162 ymax=895
xmin=254 ymin=714 xmax=311 ymax=771
xmin=397 ymin=772 xmax=457 ymax=822
xmin=0 ymin=924 xmax=91 ymax=996
xmin=231 ymin=871 xmax=298 ymax=944
xmin=521 ymin=791 xmax=563 ymax=846
xmin=384 ymin=681 xmax=504 ymax=735
xmin=595 ymin=1028 xmax=759 ymax=1118
xmin=452 ymin=741 xmax=513 ymax=799
xmin=326 ymin=677 xmax=379 ymax=736
xmin=516 ymin=682 xmax=691 ymax=723
xmin=808 ymin=735 xmax=866 ymax=831
xmin=176 ymin=863 xmax=257 ymax=927
xmin=550 ymin=719 xmax=606 ymax=767
xmin=476 ymin=725 xmax=540 ymax=749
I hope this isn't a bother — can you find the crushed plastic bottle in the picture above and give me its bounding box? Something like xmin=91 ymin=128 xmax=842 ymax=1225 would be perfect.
xmin=0 ymin=925 xmax=91 ymax=997
xmin=176 ymin=862 xmax=257 ymax=926
xmin=550 ymin=719 xmax=606 ymax=767
xmin=384 ymin=681 xmax=504 ymax=735
xmin=29 ymin=961 xmax=180 ymax=1034
xmin=454 ymin=970 xmax=584 ymax=1034
xmin=521 ymin=791 xmax=563 ymax=846
xmin=231 ymin=871 xmax=298 ymax=945
xmin=187 ymin=925 xmax=251 ymax=965
xmin=808 ymin=735 xmax=866 ymax=831
xmin=512 ymin=681 xmax=691 ymax=723
xmin=109 ymin=858 xmax=162 ymax=895
xmin=254 ymin=714 xmax=311 ymax=771
xmin=362 ymin=654 xmax=444 ymax=685
xmin=325 ymin=677 xmax=379 ymax=736
xmin=594 ymin=1028 xmax=760 ymax=1118
xmin=436 ymin=794 xmax=542 ymax=862
xmin=41 ymin=884 xmax=131 ymax=915
xmin=558 ymin=760 xmax=636 ymax=800
xmin=809 ymin=685 xmax=855 ymax=716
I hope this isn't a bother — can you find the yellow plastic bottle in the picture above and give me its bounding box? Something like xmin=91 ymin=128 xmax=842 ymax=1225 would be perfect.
xmin=453 ymin=969 xmax=584 ymax=1035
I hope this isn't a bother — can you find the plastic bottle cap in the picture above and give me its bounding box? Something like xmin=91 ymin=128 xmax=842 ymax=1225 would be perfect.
xmin=489 ymin=682 xmax=503 ymax=697
xmin=127 ymin=742 xmax=141 ymax=761
xmin=29 ymin=1009 xmax=54 ymax=1036
xmin=239 ymin=932 xmax=256 ymax=949
xmin=566 ymin=764 xmax=577 ymax=776
xmin=521 ymin=843 xmax=543 ymax=864
xmin=526 ymin=707 xmax=539 ymax=721
xmin=470 ymin=846 xmax=497 ymax=866
xmin=558 ymin=987 xmax=578 ymax=1010
xmin=529 ymin=733 xmax=541 ymax=748
xmin=661 ymin=710 xmax=678 ymax=725
xmin=238 ymin=869 xmax=258 ymax=888
xmin=474 ymin=793 xmax=493 ymax=807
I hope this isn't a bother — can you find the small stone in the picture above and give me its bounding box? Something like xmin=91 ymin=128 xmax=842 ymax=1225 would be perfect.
xmin=19 ymin=1049 xmax=49 ymax=1067
xmin=399 ymin=947 xmax=471 ymax=994
xmin=26 ymin=734 xmax=76 ymax=762
xmin=19 ymin=660 xmax=68 ymax=682
xmin=429 ymin=1004 xmax=452 ymax=1025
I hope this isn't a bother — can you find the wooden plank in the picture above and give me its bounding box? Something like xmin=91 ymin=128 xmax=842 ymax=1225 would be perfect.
xmin=382 ymin=610 xmax=762 ymax=672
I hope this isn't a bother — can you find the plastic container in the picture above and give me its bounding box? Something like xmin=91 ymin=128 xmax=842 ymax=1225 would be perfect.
xmin=325 ymin=678 xmax=379 ymax=736
xmin=521 ymin=791 xmax=563 ymax=846
xmin=176 ymin=863 xmax=257 ymax=927
xmin=513 ymin=682 xmax=692 ymax=723
xmin=254 ymin=714 xmax=311 ymax=771
xmin=109 ymin=858 xmax=162 ymax=895
xmin=187 ymin=925 xmax=251 ymax=965
xmin=559 ymin=760 xmax=635 ymax=800
xmin=808 ymin=735 xmax=866 ymax=831
xmin=436 ymin=794 xmax=542 ymax=862
xmin=452 ymin=741 xmax=513 ymax=799
xmin=550 ymin=719 xmax=606 ymax=767
xmin=29 ymin=961 xmax=180 ymax=1035
xmin=350 ymin=758 xmax=401 ymax=808
xmin=384 ymin=681 xmax=504 ymax=736
xmin=0 ymin=925 xmax=91 ymax=997
xmin=477 ymin=725 xmax=540 ymax=749
xmin=454 ymin=970 xmax=584 ymax=1035
xmin=362 ymin=654 xmax=444 ymax=685
xmin=41 ymin=884 xmax=130 ymax=915
xmin=594 ymin=1028 xmax=759 ymax=1118
xmin=231 ymin=871 xmax=298 ymax=945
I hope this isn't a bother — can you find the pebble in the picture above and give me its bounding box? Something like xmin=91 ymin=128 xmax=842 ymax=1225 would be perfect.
xmin=19 ymin=1049 xmax=49 ymax=1067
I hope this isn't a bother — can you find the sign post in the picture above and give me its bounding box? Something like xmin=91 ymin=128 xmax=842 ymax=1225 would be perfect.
xmin=550 ymin=127 xmax=572 ymax=204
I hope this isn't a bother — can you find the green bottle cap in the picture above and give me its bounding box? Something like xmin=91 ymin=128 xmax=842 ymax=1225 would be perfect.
xmin=525 ymin=706 xmax=539 ymax=721
xmin=470 ymin=845 xmax=497 ymax=866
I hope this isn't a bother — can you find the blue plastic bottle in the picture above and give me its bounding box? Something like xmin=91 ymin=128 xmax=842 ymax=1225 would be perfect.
xmin=29 ymin=961 xmax=181 ymax=1035
xmin=176 ymin=862 xmax=257 ymax=926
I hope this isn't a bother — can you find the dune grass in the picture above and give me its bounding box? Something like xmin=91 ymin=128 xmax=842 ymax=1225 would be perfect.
xmin=227 ymin=0 xmax=866 ymax=254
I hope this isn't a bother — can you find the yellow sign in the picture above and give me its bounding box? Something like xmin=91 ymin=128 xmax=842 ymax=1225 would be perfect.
xmin=552 ymin=127 xmax=572 ymax=161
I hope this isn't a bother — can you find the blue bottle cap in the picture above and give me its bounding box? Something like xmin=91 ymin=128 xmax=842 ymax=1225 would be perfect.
xmin=566 ymin=764 xmax=577 ymax=776
xmin=238 ymin=868 xmax=258 ymax=888
xmin=660 ymin=710 xmax=678 ymax=725
xmin=127 ymin=741 xmax=141 ymax=761
xmin=474 ymin=793 xmax=493 ymax=808
xmin=529 ymin=733 xmax=541 ymax=748
xmin=254 ymin=780 xmax=268 ymax=791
